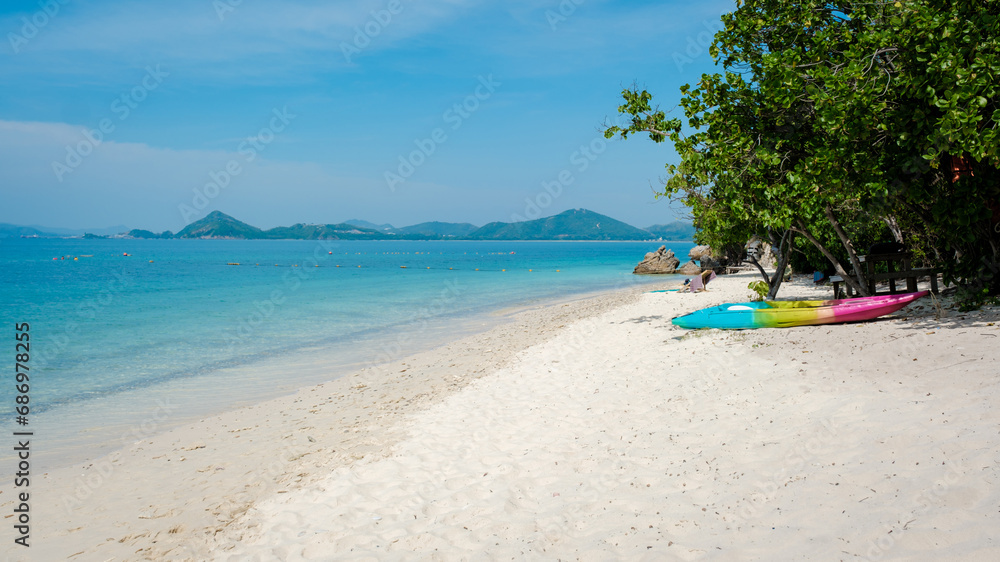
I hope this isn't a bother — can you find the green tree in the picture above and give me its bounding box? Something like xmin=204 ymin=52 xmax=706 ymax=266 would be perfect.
xmin=608 ymin=0 xmax=1000 ymax=301
xmin=877 ymin=1 xmax=1000 ymax=299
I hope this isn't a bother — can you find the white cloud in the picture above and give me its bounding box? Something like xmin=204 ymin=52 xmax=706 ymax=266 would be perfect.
xmin=2 ymin=0 xmax=734 ymax=83
xmin=0 ymin=119 xmax=504 ymax=231
xmin=1 ymin=0 xmax=485 ymax=83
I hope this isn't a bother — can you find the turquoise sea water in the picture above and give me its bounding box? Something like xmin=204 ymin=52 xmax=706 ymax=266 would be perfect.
xmin=1 ymin=238 xmax=693 ymax=469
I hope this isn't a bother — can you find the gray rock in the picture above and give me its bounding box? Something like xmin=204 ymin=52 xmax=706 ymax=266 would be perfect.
xmin=746 ymin=236 xmax=776 ymax=267
xmin=692 ymin=244 xmax=732 ymax=272
xmin=689 ymin=244 xmax=727 ymax=272
xmin=688 ymin=245 xmax=713 ymax=261
xmin=676 ymin=260 xmax=703 ymax=275
xmin=633 ymin=246 xmax=680 ymax=274
xmin=703 ymin=254 xmax=727 ymax=271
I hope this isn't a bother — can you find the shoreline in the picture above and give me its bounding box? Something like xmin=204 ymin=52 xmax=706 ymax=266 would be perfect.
xmin=9 ymin=271 xmax=999 ymax=560
xmin=9 ymin=270 xmax=673 ymax=474
xmin=9 ymin=277 xmax=670 ymax=561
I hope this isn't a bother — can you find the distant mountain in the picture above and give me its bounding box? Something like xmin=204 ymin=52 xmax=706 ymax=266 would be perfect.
xmin=166 ymin=212 xmax=389 ymax=240
xmin=467 ymin=209 xmax=654 ymax=240
xmin=13 ymin=209 xmax=666 ymax=242
xmin=345 ymin=219 xmax=395 ymax=232
xmin=0 ymin=223 xmax=56 ymax=238
xmin=394 ymin=221 xmax=480 ymax=238
xmin=1 ymin=222 xmax=129 ymax=238
xmin=644 ymin=221 xmax=696 ymax=240
xmin=263 ymin=223 xmax=388 ymax=240
xmin=175 ymin=211 xmax=264 ymax=239
xmin=342 ymin=220 xmax=481 ymax=239
xmin=42 ymin=224 xmax=129 ymax=236
xmin=127 ymin=229 xmax=174 ymax=239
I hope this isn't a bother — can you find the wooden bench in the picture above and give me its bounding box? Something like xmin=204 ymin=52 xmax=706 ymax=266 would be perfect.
xmin=830 ymin=275 xmax=848 ymax=297
xmin=830 ymin=253 xmax=939 ymax=298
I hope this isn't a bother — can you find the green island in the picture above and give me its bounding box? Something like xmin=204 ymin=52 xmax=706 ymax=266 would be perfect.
xmin=5 ymin=209 xmax=696 ymax=242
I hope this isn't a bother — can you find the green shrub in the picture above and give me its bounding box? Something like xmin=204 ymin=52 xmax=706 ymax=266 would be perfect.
xmin=747 ymin=281 xmax=769 ymax=301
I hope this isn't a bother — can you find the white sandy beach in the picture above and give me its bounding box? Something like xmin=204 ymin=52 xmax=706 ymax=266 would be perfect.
xmin=7 ymin=271 xmax=999 ymax=561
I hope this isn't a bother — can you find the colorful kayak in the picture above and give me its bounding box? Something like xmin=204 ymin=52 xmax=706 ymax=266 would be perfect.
xmin=671 ymin=291 xmax=929 ymax=329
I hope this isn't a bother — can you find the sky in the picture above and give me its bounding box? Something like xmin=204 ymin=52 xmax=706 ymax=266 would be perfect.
xmin=1 ymin=0 xmax=733 ymax=232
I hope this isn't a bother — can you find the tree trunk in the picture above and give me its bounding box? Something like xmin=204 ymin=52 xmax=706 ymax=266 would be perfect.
xmin=824 ymin=205 xmax=867 ymax=291
xmin=794 ymin=221 xmax=870 ymax=296
xmin=883 ymin=215 xmax=904 ymax=244
xmin=766 ymin=230 xmax=794 ymax=299
xmin=746 ymin=229 xmax=794 ymax=299
xmin=747 ymin=254 xmax=770 ymax=283
xmin=747 ymin=229 xmax=790 ymax=295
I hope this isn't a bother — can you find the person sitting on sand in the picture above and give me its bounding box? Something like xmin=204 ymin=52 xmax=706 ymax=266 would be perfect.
xmin=661 ymin=271 xmax=716 ymax=293
xmin=688 ymin=270 xmax=716 ymax=293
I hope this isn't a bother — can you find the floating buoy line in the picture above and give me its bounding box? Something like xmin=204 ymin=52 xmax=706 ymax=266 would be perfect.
xmin=213 ymin=250 xmax=547 ymax=270
xmin=222 ymin=262 xmax=561 ymax=272
xmin=51 ymin=251 xmax=559 ymax=272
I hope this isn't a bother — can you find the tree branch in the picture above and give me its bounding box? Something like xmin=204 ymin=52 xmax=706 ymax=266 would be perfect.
xmin=824 ymin=204 xmax=867 ymax=290
xmin=767 ymin=230 xmax=795 ymax=299
xmin=748 ymin=254 xmax=770 ymax=284
xmin=792 ymin=221 xmax=869 ymax=296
